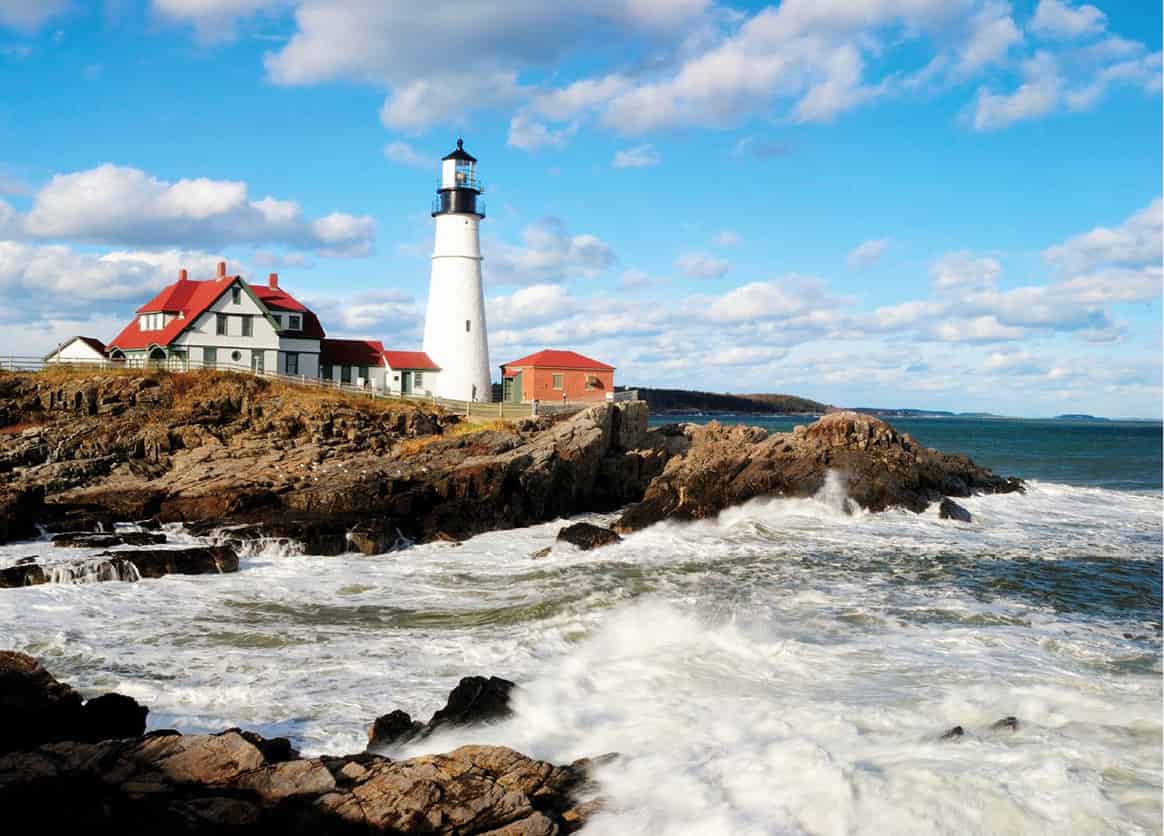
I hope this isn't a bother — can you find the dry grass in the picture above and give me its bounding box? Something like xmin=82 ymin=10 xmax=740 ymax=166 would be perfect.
xmin=392 ymin=418 xmax=514 ymax=457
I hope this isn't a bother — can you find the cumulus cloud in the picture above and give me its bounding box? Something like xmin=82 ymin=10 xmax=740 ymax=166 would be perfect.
xmin=1043 ymin=197 xmax=1162 ymax=273
xmin=612 ymin=144 xmax=661 ymax=168
xmin=846 ymin=237 xmax=890 ymax=269
xmin=972 ymin=50 xmax=1061 ymax=130
xmin=489 ymin=218 xmax=617 ymax=285
xmin=1029 ymin=0 xmax=1106 ymax=40
xmin=675 ymin=251 xmax=729 ymax=279
xmin=930 ymin=251 xmax=1002 ymax=291
xmin=712 ymin=230 xmax=741 ymax=247
xmin=15 ymin=163 xmax=374 ymax=256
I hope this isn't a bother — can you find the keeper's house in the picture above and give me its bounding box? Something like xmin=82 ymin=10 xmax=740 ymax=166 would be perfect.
xmin=500 ymin=350 xmax=614 ymax=404
xmin=106 ymin=262 xmax=325 ymax=377
xmin=93 ymin=261 xmax=441 ymax=395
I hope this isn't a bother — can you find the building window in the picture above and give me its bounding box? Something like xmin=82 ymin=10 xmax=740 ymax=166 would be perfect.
xmin=586 ymin=375 xmax=600 ymax=390
xmin=285 ymin=352 xmax=299 ymax=375
xmin=358 ymin=366 xmax=369 ymax=382
xmin=341 ymin=365 xmax=352 ymax=384
xmin=216 ymin=314 xmax=227 ymax=336
xmin=271 ymin=314 xmax=282 ymax=328
xmin=241 ymin=316 xmax=253 ymax=337
xmin=231 ymin=286 xmax=241 ymax=304
xmin=465 ymin=319 xmax=471 ymax=332
xmin=230 ymin=350 xmax=242 ymax=363
xmin=204 ymin=347 xmax=217 ymax=368
xmin=321 ymin=364 xmax=332 ymax=381
xmin=552 ymin=374 xmax=564 ymax=389
xmin=289 ymin=315 xmax=301 ymax=331
xmin=414 ymin=371 xmax=424 ymax=387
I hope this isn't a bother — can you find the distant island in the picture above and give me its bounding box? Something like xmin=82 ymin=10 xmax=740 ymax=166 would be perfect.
xmin=622 ymin=387 xmax=829 ymax=415
xmin=852 ymin=408 xmax=1004 ymax=419
xmin=1054 ymin=413 xmax=1109 ymax=421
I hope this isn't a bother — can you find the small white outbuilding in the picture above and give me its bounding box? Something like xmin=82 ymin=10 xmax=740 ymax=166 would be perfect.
xmin=44 ymin=336 xmax=107 ymax=365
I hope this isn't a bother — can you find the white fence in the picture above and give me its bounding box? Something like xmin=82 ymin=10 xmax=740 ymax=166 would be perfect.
xmin=1 ymin=355 xmax=604 ymax=421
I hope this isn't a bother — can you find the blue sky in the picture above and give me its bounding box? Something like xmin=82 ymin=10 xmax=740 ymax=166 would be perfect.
xmin=0 ymin=0 xmax=1160 ymax=417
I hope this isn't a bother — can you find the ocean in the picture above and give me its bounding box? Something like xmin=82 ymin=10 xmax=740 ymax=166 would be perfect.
xmin=1 ymin=416 xmax=1160 ymax=834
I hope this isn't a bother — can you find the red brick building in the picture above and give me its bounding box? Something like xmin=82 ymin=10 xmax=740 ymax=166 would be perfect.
xmin=500 ymin=350 xmax=615 ymax=404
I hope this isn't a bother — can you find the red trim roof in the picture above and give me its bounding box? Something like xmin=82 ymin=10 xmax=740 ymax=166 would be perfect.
xmin=382 ymin=350 xmax=440 ymax=371
xmin=109 ymin=273 xmax=325 ymax=350
xmin=320 ymin=338 xmax=384 ymax=367
xmin=501 ymin=349 xmax=614 ymax=371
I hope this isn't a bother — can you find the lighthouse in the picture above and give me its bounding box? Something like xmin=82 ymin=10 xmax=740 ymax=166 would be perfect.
xmin=422 ymin=138 xmax=491 ymax=402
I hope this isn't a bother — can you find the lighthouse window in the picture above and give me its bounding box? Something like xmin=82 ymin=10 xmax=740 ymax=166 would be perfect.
xmin=465 ymin=319 xmax=471 ymax=332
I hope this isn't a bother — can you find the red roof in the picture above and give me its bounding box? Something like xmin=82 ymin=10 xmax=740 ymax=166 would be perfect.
xmin=320 ymin=338 xmax=385 ymax=367
xmin=109 ymin=272 xmax=325 ymax=350
xmin=382 ymin=350 xmax=440 ymax=371
xmin=501 ymin=349 xmax=614 ymax=371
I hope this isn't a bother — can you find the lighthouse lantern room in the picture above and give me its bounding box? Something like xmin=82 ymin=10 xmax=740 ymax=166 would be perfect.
xmin=422 ymin=138 xmax=492 ymax=402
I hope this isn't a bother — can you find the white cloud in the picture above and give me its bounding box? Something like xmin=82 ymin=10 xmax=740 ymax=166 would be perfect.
xmin=955 ymin=0 xmax=1022 ymax=75
xmin=1064 ymin=50 xmax=1162 ymax=110
xmin=1043 ymin=198 xmax=1162 ymax=273
xmin=704 ymin=277 xmax=826 ymax=322
xmin=712 ymin=230 xmax=741 ymax=247
xmin=619 ymin=268 xmax=653 ymax=289
xmin=383 ymin=141 xmax=430 ymax=168
xmin=675 ymin=251 xmax=729 ymax=279
xmin=0 ymin=0 xmax=69 ymax=31
xmin=971 ymin=50 xmax=1061 ymax=130
xmin=612 ymin=144 xmax=661 ymax=168
xmin=489 ymin=218 xmax=617 ymax=285
xmin=488 ymin=283 xmax=579 ymax=329
xmin=846 ymin=237 xmax=890 ymax=269
xmin=506 ymin=112 xmax=578 ymax=151
xmin=930 ymin=251 xmax=1002 ymax=291
xmin=16 ymin=163 xmax=374 ymax=256
xmin=380 ymin=72 xmax=522 ymax=132
xmin=1029 ymin=0 xmax=1106 ymax=40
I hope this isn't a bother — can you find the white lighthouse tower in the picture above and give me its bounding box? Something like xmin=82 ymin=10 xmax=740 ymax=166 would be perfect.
xmin=422 ymin=138 xmax=491 ymax=402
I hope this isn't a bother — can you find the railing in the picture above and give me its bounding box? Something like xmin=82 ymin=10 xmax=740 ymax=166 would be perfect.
xmin=1 ymin=356 xmax=588 ymax=421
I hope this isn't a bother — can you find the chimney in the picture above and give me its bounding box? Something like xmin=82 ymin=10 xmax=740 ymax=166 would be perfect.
xmin=217 ymin=261 xmax=227 ymax=278
xmin=268 ymin=272 xmax=279 ymax=288
xmin=178 ymin=268 xmax=188 ymax=282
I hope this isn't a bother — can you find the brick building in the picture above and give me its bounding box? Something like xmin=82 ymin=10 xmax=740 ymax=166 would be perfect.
xmin=500 ymin=350 xmax=615 ymax=404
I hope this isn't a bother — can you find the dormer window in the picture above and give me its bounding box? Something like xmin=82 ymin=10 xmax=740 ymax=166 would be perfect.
xmin=288 ymin=315 xmax=301 ymax=331
xmin=139 ymin=313 xmax=164 ymax=331
xmin=271 ymin=314 xmax=282 ymax=328
xmin=231 ymin=286 xmax=241 ymax=305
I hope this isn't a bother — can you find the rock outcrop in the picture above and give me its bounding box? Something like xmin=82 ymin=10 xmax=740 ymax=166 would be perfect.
xmin=0 ymin=546 xmax=239 ymax=589
xmin=0 ymin=373 xmax=1023 ymax=553
xmin=616 ymin=411 xmax=1023 ymax=532
xmin=0 ymin=653 xmax=595 ymax=834
xmin=0 ymin=651 xmax=148 ymax=753
xmin=556 ymin=522 xmax=622 ymax=551
xmin=368 ymin=675 xmax=516 ymax=751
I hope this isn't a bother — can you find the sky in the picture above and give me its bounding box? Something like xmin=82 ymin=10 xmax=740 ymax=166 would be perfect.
xmin=0 ymin=0 xmax=1160 ymax=418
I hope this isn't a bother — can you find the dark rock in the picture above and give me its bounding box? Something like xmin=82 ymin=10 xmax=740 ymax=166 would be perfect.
xmin=76 ymin=693 xmax=148 ymax=742
xmin=237 ymin=729 xmax=299 ymax=763
xmin=52 ymin=531 xmax=166 ymax=548
xmin=0 ymin=562 xmax=47 ymax=588
xmin=530 ymin=546 xmax=552 ymax=559
xmin=97 ymin=546 xmax=239 ymax=578
xmin=940 ymin=725 xmax=964 ymax=741
xmin=367 ymin=710 xmax=424 ymax=749
xmin=0 ymin=650 xmax=83 ymax=753
xmin=368 ymin=675 xmax=516 ymax=752
xmin=938 ymin=498 xmax=972 ymax=523
xmin=556 ymin=522 xmax=623 ymax=551
xmin=990 ymin=716 xmax=1018 ymax=733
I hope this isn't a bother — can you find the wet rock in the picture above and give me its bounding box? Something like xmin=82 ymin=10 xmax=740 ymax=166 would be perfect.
xmin=52 ymin=531 xmax=167 ymax=548
xmin=368 ymin=675 xmax=516 ymax=751
xmin=938 ymin=498 xmax=972 ymax=523
xmin=97 ymin=546 xmax=239 ymax=578
xmin=940 ymin=725 xmax=964 ymax=741
xmin=0 ymin=562 xmax=47 ymax=588
xmin=617 ymin=411 xmax=1023 ymax=533
xmin=529 ymin=546 xmax=552 ymax=559
xmin=0 ymin=651 xmax=83 ymax=753
xmin=989 ymin=716 xmax=1018 ymax=733
xmin=238 ymin=729 xmax=298 ymax=763
xmin=556 ymin=522 xmax=622 ymax=551
xmin=76 ymin=693 xmax=148 ymax=742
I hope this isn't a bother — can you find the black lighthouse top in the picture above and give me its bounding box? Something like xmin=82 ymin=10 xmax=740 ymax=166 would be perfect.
xmin=442 ymin=138 xmax=477 ymax=163
xmin=432 ymin=138 xmax=484 ymax=218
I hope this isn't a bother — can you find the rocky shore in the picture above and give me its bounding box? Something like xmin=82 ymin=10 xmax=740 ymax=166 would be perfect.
xmin=0 ymin=651 xmax=597 ymax=834
xmin=0 ymin=371 xmax=1022 ymax=564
